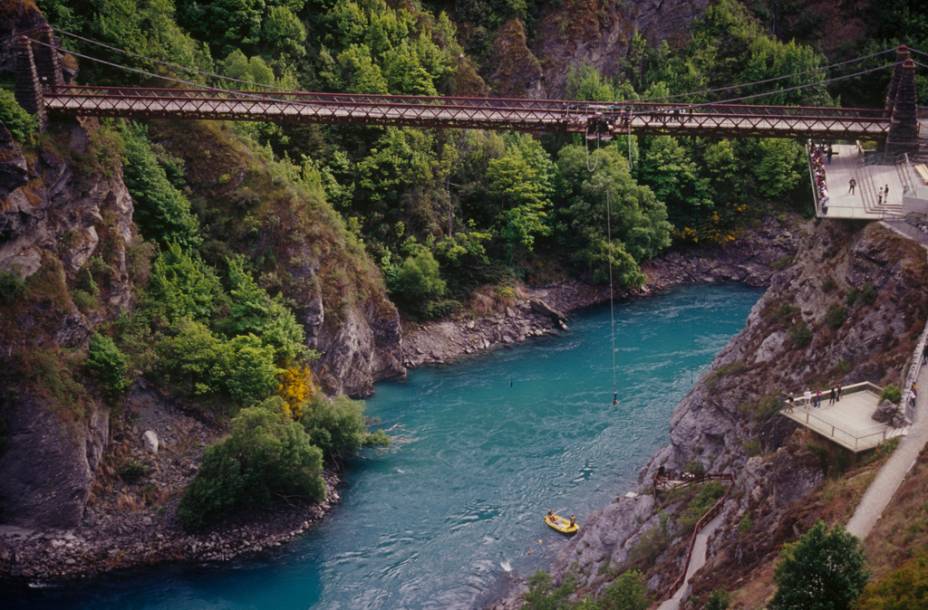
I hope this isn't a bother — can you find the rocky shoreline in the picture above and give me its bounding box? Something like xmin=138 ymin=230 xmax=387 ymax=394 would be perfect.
xmin=0 ymin=216 xmax=799 ymax=588
xmin=404 ymin=216 xmax=797 ymax=368
xmin=490 ymin=219 xmax=928 ymax=609
xmin=0 ymin=381 xmax=345 ymax=584
xmin=0 ymin=473 xmax=340 ymax=584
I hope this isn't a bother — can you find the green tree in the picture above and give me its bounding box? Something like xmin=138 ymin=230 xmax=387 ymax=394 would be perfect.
xmin=554 ymin=145 xmax=671 ymax=285
xmin=522 ymin=571 xmax=576 ymax=610
xmin=223 ymin=334 xmax=281 ymax=407
xmin=220 ymin=49 xmax=276 ymax=88
xmin=638 ymin=136 xmax=711 ymax=226
xmin=386 ymin=242 xmax=447 ymax=317
xmin=145 ymin=244 xmax=226 ymax=323
xmin=86 ymin=332 xmax=130 ymax=399
xmin=486 ymin=134 xmax=555 ymax=258
xmin=566 ymin=64 xmax=617 ymax=101
xmin=120 ymin=124 xmax=202 ymax=250
xmin=262 ymin=5 xmax=307 ymax=60
xmin=856 ymin=553 xmax=928 ymax=610
xmin=770 ymin=521 xmax=868 ymax=610
xmin=600 ymin=570 xmax=649 ymax=610
xmin=333 ymin=44 xmax=390 ymax=93
xmin=222 ymin=256 xmax=306 ymax=363
xmin=177 ymin=397 xmax=325 ymax=530
xmin=751 ymin=139 xmax=805 ymax=201
xmin=0 ymin=90 xmax=37 ymax=145
xmin=154 ymin=318 xmax=229 ymax=399
xmin=300 ymin=394 xmax=369 ymax=460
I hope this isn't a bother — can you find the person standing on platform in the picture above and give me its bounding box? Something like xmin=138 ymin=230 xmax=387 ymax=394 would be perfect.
xmin=849 ymin=178 xmax=856 ymax=194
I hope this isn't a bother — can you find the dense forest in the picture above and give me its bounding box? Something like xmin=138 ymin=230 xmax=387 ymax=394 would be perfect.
xmin=3 ymin=0 xmax=928 ymax=595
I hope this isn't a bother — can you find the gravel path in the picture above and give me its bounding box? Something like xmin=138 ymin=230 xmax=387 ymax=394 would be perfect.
xmin=846 ymin=362 xmax=928 ymax=538
xmin=655 ymin=511 xmax=727 ymax=610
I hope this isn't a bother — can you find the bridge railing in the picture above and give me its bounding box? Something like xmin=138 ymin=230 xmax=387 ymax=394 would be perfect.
xmin=46 ymin=85 xmax=892 ymax=119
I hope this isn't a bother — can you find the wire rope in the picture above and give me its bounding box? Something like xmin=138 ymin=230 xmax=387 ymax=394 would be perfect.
xmin=604 ymin=187 xmax=618 ymax=406
xmin=636 ymin=47 xmax=896 ymax=103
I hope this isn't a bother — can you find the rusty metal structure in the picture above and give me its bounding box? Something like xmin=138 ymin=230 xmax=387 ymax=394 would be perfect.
xmin=12 ymin=34 xmax=920 ymax=148
xmin=37 ymin=85 xmax=892 ymax=141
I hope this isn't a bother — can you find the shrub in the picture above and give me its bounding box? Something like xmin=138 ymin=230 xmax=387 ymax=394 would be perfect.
xmin=771 ymin=255 xmax=794 ymax=271
xmin=821 ymin=277 xmax=837 ymax=293
xmin=145 ymin=243 xmax=226 ymax=324
xmin=86 ymin=332 xmax=130 ymax=399
xmin=856 ymin=553 xmax=928 ymax=610
xmin=628 ymin=514 xmax=670 ymax=565
xmin=770 ymin=521 xmax=867 ymax=610
xmin=789 ymin=321 xmax=812 ymax=348
xmin=599 ymin=570 xmax=649 ymax=610
xmin=766 ymin=302 xmax=799 ymax=325
xmin=387 ymin=243 xmax=447 ymax=318
xmin=277 ymin=365 xmax=316 ymax=419
xmin=154 ymin=320 xmax=280 ymax=408
xmin=523 ymin=571 xmax=577 ymax=610
xmin=300 ymin=395 xmax=369 ymax=461
xmin=705 ymin=589 xmax=730 ymax=610
xmin=120 ymin=123 xmax=201 ymax=249
xmin=825 ymin=305 xmax=847 ymax=330
xmin=678 ymin=481 xmax=725 ymax=530
xmin=738 ymin=513 xmax=754 ymax=535
xmin=0 ymin=271 xmax=25 ymax=306
xmin=118 ymin=459 xmax=149 ymax=484
xmin=178 ymin=398 xmax=325 ymax=530
xmin=221 ymin=256 xmax=306 ymax=362
xmin=881 ymin=384 xmax=902 ymax=404
xmin=847 ymin=283 xmax=877 ymax=308
xmin=154 ymin=318 xmax=228 ymax=399
xmin=0 ymin=89 xmax=36 ymax=144
xmin=222 ymin=334 xmax=280 ymax=407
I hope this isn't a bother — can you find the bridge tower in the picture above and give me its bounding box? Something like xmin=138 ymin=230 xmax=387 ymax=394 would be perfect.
xmin=14 ymin=26 xmax=63 ymax=130
xmin=885 ymin=46 xmax=919 ymax=155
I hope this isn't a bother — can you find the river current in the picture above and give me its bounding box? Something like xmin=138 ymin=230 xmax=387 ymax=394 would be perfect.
xmin=14 ymin=284 xmax=760 ymax=610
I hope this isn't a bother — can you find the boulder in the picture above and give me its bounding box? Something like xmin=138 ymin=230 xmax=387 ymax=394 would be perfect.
xmin=142 ymin=430 xmax=159 ymax=454
xmin=872 ymin=399 xmax=905 ymax=427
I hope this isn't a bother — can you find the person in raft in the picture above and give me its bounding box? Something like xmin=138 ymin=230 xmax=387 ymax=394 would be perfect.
xmin=569 ymin=515 xmax=577 ymax=528
xmin=546 ymin=510 xmax=555 ymax=522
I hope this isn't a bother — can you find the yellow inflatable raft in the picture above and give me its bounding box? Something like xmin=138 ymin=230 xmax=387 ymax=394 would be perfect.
xmin=544 ymin=513 xmax=579 ymax=535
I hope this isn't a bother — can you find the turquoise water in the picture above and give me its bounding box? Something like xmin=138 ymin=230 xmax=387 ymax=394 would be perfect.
xmin=11 ymin=284 xmax=759 ymax=610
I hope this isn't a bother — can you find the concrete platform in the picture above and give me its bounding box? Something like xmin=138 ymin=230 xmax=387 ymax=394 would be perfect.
xmin=782 ymin=382 xmax=906 ymax=452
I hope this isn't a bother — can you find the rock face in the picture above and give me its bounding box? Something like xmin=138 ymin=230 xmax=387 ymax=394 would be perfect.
xmin=491 ymin=0 xmax=708 ymax=98
xmin=0 ymin=115 xmax=135 ymax=530
xmin=0 ymin=394 xmax=109 ymax=529
xmin=147 ymin=121 xmax=405 ymax=398
xmin=494 ymin=220 xmax=928 ymax=605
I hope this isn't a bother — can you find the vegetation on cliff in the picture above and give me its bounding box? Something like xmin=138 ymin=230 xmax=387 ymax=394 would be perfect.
xmin=33 ymin=0 xmax=826 ymax=321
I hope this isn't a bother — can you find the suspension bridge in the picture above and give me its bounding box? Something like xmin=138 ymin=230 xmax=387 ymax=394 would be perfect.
xmin=8 ymin=26 xmax=928 ymax=219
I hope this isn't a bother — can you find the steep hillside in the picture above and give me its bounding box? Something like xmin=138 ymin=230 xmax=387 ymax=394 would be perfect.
xmin=502 ymin=220 xmax=928 ymax=606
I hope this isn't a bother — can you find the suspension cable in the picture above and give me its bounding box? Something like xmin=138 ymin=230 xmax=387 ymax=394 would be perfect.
xmin=626 ymin=61 xmax=901 ymax=116
xmin=50 ymin=26 xmax=289 ymax=92
xmin=636 ymin=47 xmax=896 ymax=103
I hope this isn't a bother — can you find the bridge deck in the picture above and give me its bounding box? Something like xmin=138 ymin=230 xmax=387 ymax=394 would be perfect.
xmin=42 ymin=86 xmax=892 ymax=139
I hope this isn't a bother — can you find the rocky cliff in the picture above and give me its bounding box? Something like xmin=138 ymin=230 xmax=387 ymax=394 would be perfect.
xmin=0 ymin=117 xmax=133 ymax=530
xmin=479 ymin=0 xmax=710 ymax=98
xmin=0 ymin=3 xmax=403 ymax=557
xmin=145 ymin=120 xmax=405 ymax=397
xmin=493 ymin=219 xmax=928 ymax=606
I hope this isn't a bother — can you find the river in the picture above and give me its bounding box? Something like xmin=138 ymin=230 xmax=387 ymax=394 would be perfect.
xmin=13 ymin=284 xmax=760 ymax=610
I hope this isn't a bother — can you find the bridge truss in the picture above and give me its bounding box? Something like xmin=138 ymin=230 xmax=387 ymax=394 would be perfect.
xmin=42 ymin=85 xmax=891 ymax=141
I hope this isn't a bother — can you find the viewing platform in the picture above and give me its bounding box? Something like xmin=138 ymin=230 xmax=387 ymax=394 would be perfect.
xmin=781 ymin=382 xmax=907 ymax=452
xmin=809 ymin=142 xmax=928 ymax=220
